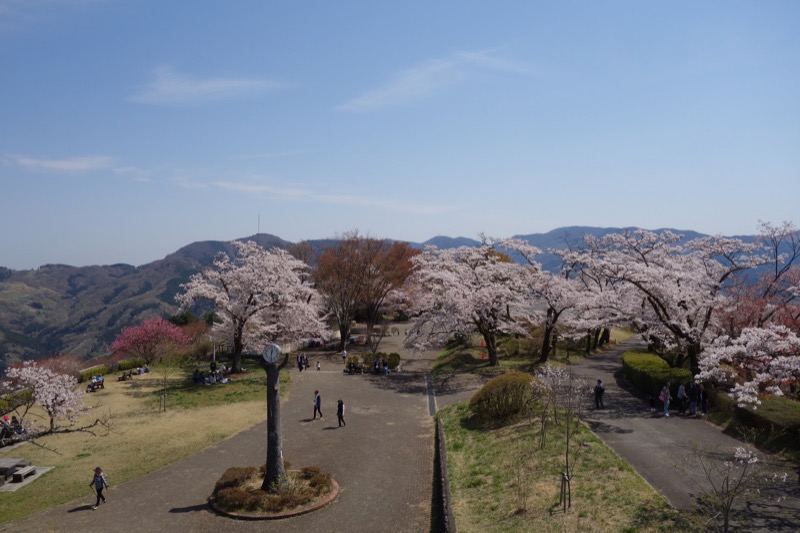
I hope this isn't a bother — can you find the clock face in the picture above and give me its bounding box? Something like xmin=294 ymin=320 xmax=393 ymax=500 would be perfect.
xmin=262 ymin=343 xmax=281 ymax=363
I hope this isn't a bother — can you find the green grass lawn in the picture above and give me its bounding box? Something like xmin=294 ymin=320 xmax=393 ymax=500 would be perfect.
xmin=439 ymin=402 xmax=696 ymax=533
xmin=0 ymin=361 xmax=288 ymax=524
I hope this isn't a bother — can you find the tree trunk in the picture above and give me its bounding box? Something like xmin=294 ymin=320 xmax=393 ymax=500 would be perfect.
xmin=481 ymin=332 xmax=499 ymax=366
xmin=599 ymin=328 xmax=610 ymax=346
xmin=688 ymin=341 xmax=701 ymax=376
xmin=232 ymin=325 xmax=244 ymax=373
xmin=261 ymin=362 xmax=286 ymax=492
xmin=338 ymin=322 xmax=351 ymax=352
xmin=540 ymin=325 xmax=553 ymax=362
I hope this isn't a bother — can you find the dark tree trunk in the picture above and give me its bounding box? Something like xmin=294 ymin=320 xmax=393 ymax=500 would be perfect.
xmin=599 ymin=328 xmax=610 ymax=346
xmin=337 ymin=322 xmax=351 ymax=352
xmin=478 ymin=330 xmax=499 ymax=366
xmin=232 ymin=324 xmax=245 ymax=373
xmin=540 ymin=325 xmax=553 ymax=362
xmin=688 ymin=341 xmax=701 ymax=376
xmin=262 ymin=362 xmax=286 ymax=492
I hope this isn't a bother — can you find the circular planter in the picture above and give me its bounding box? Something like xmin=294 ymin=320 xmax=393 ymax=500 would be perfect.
xmin=208 ymin=477 xmax=340 ymax=521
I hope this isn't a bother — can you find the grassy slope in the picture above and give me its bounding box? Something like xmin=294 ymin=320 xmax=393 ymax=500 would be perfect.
xmin=440 ymin=403 xmax=693 ymax=533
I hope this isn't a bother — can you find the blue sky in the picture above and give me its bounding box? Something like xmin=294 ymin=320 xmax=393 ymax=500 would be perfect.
xmin=2 ymin=1 xmax=798 ymax=270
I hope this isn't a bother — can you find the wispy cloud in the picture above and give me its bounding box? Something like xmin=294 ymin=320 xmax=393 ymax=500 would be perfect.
xmin=213 ymin=180 xmax=311 ymax=198
xmin=130 ymin=66 xmax=287 ymax=105
xmin=210 ymin=178 xmax=454 ymax=215
xmin=337 ymin=49 xmax=527 ymax=112
xmin=8 ymin=154 xmax=115 ymax=172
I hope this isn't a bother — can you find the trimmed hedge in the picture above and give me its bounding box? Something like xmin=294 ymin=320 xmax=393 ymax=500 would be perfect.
xmin=469 ymin=371 xmax=535 ymax=424
xmin=622 ymin=351 xmax=692 ymax=399
xmin=117 ymin=358 xmax=146 ymax=371
xmin=709 ymin=387 xmax=800 ymax=451
xmin=78 ymin=365 xmax=109 ymax=383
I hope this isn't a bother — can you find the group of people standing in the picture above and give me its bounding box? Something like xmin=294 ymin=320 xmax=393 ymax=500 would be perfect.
xmin=657 ymin=381 xmax=708 ymax=418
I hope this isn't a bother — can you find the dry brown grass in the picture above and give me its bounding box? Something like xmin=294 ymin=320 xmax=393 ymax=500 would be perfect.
xmin=0 ymin=371 xmax=268 ymax=524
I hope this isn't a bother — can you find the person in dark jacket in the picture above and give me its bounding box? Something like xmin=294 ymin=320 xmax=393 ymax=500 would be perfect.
xmin=89 ymin=466 xmax=109 ymax=509
xmin=337 ymin=399 xmax=346 ymax=427
xmin=594 ymin=379 xmax=605 ymax=409
xmin=313 ymin=390 xmax=322 ymax=419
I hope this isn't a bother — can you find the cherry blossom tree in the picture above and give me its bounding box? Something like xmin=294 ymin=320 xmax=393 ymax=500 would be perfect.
xmin=110 ymin=317 xmax=190 ymax=364
xmin=243 ymin=274 xmax=325 ymax=493
xmin=699 ymin=325 xmax=800 ymax=406
xmin=405 ymin=243 xmax=530 ymax=366
xmin=572 ymin=230 xmax=762 ymax=372
xmin=4 ymin=361 xmax=102 ymax=437
xmin=504 ymin=239 xmax=582 ymax=361
xmin=176 ymin=240 xmax=323 ymax=372
xmin=179 ymin=239 xmax=326 ymax=492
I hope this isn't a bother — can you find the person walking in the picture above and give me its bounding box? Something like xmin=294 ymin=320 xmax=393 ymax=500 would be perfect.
xmin=341 ymin=349 xmax=347 ymax=365
xmin=688 ymin=381 xmax=699 ymax=416
xmin=593 ymin=379 xmax=605 ymax=409
xmin=337 ymin=399 xmax=346 ymax=427
xmin=89 ymin=466 xmax=109 ymax=509
xmin=677 ymin=382 xmax=687 ymax=415
xmin=313 ymin=390 xmax=323 ymax=419
xmin=699 ymin=383 xmax=709 ymax=416
xmin=659 ymin=383 xmax=672 ymax=417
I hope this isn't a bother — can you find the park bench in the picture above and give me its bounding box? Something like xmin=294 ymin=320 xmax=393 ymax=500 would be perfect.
xmin=11 ymin=465 xmax=36 ymax=482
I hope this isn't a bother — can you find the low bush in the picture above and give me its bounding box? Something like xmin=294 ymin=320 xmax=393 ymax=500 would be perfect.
xmin=117 ymin=358 xmax=146 ymax=371
xmin=386 ymin=352 xmax=401 ymax=370
xmin=361 ymin=352 xmax=376 ymax=370
xmin=469 ymin=371 xmax=535 ymax=425
xmin=78 ymin=365 xmax=109 ymax=383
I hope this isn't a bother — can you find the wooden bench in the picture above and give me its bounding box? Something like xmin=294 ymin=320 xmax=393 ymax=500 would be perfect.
xmin=11 ymin=465 xmax=36 ymax=483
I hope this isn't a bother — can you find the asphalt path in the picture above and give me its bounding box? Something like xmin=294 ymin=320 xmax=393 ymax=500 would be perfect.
xmin=568 ymin=336 xmax=800 ymax=530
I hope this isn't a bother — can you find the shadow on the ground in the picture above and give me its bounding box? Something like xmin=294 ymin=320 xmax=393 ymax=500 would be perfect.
xmin=169 ymin=503 xmax=208 ymax=514
xmin=67 ymin=505 xmax=95 ymax=513
xmin=361 ymin=372 xmax=428 ymax=396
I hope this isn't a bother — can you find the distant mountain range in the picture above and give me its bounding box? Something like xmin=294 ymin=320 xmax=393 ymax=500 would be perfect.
xmin=0 ymin=226 xmax=748 ymax=366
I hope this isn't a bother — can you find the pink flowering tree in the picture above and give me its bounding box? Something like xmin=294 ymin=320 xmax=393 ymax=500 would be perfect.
xmin=404 ymin=243 xmax=531 ymax=366
xmin=699 ymin=325 xmax=800 ymax=407
xmin=503 ymin=239 xmax=585 ymax=361
xmin=110 ymin=317 xmax=190 ymax=364
xmin=178 ymin=240 xmax=326 ymax=492
xmin=4 ymin=361 xmax=103 ymax=437
xmin=176 ymin=240 xmax=325 ymax=373
xmin=571 ymin=230 xmax=762 ymax=372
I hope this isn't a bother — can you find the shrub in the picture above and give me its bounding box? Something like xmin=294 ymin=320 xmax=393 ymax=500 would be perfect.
xmin=469 ymin=371 xmax=535 ymax=424
xmin=361 ymin=352 xmax=376 ymax=369
xmin=78 ymin=365 xmax=109 ymax=383
xmin=117 ymin=358 xmax=146 ymax=371
xmin=386 ymin=353 xmax=401 ymax=370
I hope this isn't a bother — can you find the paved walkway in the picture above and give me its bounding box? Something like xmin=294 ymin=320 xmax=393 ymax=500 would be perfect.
xmin=568 ymin=336 xmax=800 ymax=530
